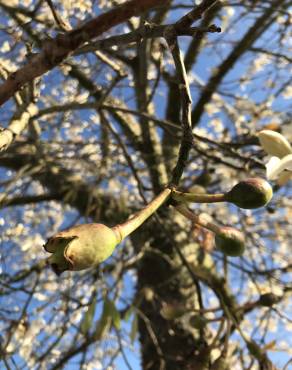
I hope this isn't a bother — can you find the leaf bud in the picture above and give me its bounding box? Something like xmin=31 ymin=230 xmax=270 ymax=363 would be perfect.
xmin=215 ymin=227 xmax=245 ymax=257
xmin=44 ymin=223 xmax=119 ymax=275
xmin=225 ymin=178 xmax=273 ymax=209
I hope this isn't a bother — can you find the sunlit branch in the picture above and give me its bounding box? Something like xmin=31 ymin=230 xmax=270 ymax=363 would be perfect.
xmin=0 ymin=0 xmax=168 ymax=106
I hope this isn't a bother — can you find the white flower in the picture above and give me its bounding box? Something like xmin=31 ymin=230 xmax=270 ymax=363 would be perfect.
xmin=258 ymin=130 xmax=292 ymax=185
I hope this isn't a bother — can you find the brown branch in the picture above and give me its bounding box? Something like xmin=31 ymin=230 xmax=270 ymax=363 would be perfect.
xmin=191 ymin=0 xmax=287 ymax=127
xmin=0 ymin=0 xmax=167 ymax=107
xmin=132 ymin=22 xmax=167 ymax=194
xmin=75 ymin=24 xmax=220 ymax=55
xmin=31 ymin=101 xmax=264 ymax=169
xmin=45 ymin=0 xmax=72 ymax=31
xmin=184 ymin=2 xmax=222 ymax=72
xmin=161 ymin=0 xmax=221 ymax=183
xmin=0 ymin=145 xmax=127 ymax=224
xmin=175 ymin=0 xmax=219 ymax=32
xmin=99 ymin=111 xmax=148 ymax=204
xmin=165 ymin=28 xmax=193 ymax=187
xmin=0 ymin=193 xmax=60 ymax=208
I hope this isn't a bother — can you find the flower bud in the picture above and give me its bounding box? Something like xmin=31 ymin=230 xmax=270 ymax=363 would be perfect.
xmin=225 ymin=178 xmax=273 ymax=209
xmin=258 ymin=293 xmax=280 ymax=307
xmin=44 ymin=223 xmax=119 ymax=275
xmin=258 ymin=130 xmax=292 ymax=158
xmin=215 ymin=227 xmax=245 ymax=257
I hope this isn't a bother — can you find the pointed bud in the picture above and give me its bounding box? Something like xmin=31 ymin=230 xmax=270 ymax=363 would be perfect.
xmin=258 ymin=130 xmax=292 ymax=158
xmin=225 ymin=178 xmax=273 ymax=209
xmin=44 ymin=224 xmax=119 ymax=275
xmin=215 ymin=227 xmax=245 ymax=257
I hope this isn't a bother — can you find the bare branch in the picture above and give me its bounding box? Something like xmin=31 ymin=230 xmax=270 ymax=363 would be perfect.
xmin=0 ymin=0 xmax=168 ymax=106
xmin=165 ymin=28 xmax=193 ymax=186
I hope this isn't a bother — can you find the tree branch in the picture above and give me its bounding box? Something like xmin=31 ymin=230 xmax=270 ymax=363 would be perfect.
xmin=165 ymin=29 xmax=193 ymax=187
xmin=0 ymin=0 xmax=167 ymax=106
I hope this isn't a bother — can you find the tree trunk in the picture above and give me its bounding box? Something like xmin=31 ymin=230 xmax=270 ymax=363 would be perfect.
xmin=135 ymin=210 xmax=209 ymax=370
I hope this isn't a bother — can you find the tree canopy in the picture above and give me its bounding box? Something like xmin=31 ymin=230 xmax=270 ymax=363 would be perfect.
xmin=0 ymin=1 xmax=291 ymax=369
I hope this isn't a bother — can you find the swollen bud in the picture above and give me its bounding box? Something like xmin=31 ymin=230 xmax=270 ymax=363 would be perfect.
xmin=225 ymin=178 xmax=273 ymax=209
xmin=215 ymin=227 xmax=245 ymax=257
xmin=258 ymin=293 xmax=280 ymax=307
xmin=258 ymin=130 xmax=292 ymax=158
xmin=44 ymin=224 xmax=119 ymax=275
xmin=44 ymin=189 xmax=172 ymax=275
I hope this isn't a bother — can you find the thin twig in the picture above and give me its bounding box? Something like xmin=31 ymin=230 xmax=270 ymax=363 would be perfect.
xmin=165 ymin=28 xmax=193 ymax=187
xmin=75 ymin=24 xmax=221 ymax=55
xmin=0 ymin=0 xmax=167 ymax=106
xmin=99 ymin=112 xmax=148 ymax=204
xmin=175 ymin=0 xmax=220 ymax=31
xmin=45 ymin=0 xmax=71 ymax=31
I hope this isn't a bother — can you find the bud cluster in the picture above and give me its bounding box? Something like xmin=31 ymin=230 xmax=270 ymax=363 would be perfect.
xmin=173 ymin=178 xmax=273 ymax=258
xmin=43 ymin=178 xmax=273 ymax=274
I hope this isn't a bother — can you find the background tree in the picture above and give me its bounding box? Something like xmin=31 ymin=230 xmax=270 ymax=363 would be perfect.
xmin=0 ymin=0 xmax=291 ymax=369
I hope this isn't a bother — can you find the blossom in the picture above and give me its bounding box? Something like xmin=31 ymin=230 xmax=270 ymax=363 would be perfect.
xmin=258 ymin=130 xmax=292 ymax=185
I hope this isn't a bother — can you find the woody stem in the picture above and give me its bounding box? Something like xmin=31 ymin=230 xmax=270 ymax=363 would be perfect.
xmin=113 ymin=188 xmax=171 ymax=241
xmin=175 ymin=203 xmax=220 ymax=234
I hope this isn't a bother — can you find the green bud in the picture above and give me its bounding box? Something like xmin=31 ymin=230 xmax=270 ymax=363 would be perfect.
xmin=44 ymin=223 xmax=119 ymax=275
xmin=189 ymin=315 xmax=207 ymax=330
xmin=225 ymin=178 xmax=273 ymax=209
xmin=215 ymin=227 xmax=245 ymax=257
xmin=259 ymin=293 xmax=280 ymax=307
